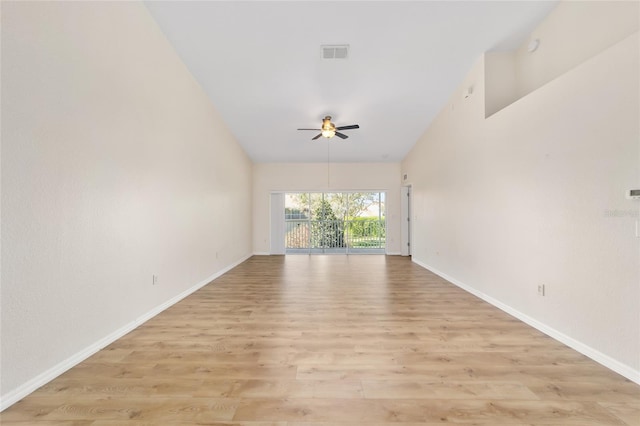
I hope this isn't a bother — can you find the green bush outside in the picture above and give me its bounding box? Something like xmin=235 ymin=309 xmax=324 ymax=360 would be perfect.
xmin=347 ymin=217 xmax=386 ymax=239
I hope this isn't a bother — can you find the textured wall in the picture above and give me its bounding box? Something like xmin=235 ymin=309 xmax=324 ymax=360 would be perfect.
xmin=1 ymin=1 xmax=252 ymax=400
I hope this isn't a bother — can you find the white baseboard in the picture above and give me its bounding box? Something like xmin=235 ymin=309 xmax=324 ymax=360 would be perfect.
xmin=412 ymin=258 xmax=640 ymax=386
xmin=0 ymin=253 xmax=252 ymax=412
xmin=253 ymin=252 xmax=271 ymax=256
xmin=385 ymin=252 xmax=402 ymax=256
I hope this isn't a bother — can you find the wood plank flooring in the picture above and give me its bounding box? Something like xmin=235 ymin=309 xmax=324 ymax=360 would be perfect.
xmin=2 ymin=255 xmax=639 ymax=425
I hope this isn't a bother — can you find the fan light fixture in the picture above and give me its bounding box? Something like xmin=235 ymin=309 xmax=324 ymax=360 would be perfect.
xmin=321 ymin=117 xmax=336 ymax=138
xmin=297 ymin=115 xmax=359 ymax=140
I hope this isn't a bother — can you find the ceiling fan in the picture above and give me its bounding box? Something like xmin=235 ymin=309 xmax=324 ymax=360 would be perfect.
xmin=298 ymin=116 xmax=359 ymax=140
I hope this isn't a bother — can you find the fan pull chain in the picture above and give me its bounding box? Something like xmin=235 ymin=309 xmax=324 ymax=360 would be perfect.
xmin=327 ymin=140 xmax=330 ymax=189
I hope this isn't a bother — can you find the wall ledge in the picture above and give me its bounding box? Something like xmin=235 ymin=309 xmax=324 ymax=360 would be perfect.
xmin=485 ymin=31 xmax=639 ymax=119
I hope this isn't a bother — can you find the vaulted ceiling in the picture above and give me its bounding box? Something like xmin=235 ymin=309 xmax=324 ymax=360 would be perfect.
xmin=145 ymin=1 xmax=558 ymax=163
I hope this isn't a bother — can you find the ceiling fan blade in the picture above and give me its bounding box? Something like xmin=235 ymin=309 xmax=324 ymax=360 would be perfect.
xmin=335 ymin=132 xmax=348 ymax=139
xmin=311 ymin=133 xmax=323 ymax=140
xmin=298 ymin=128 xmax=321 ymax=131
xmin=335 ymin=124 xmax=359 ymax=130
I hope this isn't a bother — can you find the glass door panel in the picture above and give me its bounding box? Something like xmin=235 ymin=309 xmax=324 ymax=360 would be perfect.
xmin=285 ymin=192 xmax=386 ymax=255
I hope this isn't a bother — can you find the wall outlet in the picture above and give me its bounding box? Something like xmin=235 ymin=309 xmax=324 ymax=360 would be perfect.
xmin=537 ymin=284 xmax=545 ymax=296
xmin=152 ymin=275 xmax=158 ymax=285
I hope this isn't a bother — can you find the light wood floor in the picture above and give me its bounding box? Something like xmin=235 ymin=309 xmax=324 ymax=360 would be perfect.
xmin=2 ymin=255 xmax=639 ymax=425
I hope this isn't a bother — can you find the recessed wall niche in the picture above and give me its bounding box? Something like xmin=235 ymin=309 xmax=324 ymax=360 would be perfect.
xmin=484 ymin=1 xmax=639 ymax=118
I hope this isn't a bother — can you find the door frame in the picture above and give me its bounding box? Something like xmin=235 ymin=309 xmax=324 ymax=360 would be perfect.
xmin=401 ymin=185 xmax=412 ymax=256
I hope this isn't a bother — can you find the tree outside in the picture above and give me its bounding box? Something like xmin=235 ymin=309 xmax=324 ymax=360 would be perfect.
xmin=311 ymin=199 xmax=345 ymax=248
xmin=288 ymin=192 xmax=380 ymax=222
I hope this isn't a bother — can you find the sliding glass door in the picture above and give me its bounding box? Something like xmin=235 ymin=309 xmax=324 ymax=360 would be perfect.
xmin=285 ymin=192 xmax=385 ymax=254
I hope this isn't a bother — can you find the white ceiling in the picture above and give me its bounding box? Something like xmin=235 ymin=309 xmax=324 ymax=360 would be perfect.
xmin=144 ymin=1 xmax=557 ymax=163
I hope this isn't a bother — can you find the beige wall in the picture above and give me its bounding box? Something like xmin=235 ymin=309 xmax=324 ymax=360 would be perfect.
xmin=403 ymin=20 xmax=640 ymax=382
xmin=515 ymin=1 xmax=639 ymax=98
xmin=486 ymin=1 xmax=639 ymax=116
xmin=1 ymin=1 xmax=252 ymax=404
xmin=484 ymin=51 xmax=517 ymax=117
xmin=253 ymin=162 xmax=402 ymax=254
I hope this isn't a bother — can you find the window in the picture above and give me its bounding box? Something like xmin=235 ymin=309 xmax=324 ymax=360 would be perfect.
xmin=285 ymin=192 xmax=385 ymax=254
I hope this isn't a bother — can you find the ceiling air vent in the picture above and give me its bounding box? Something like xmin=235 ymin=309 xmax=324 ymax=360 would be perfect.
xmin=321 ymin=44 xmax=349 ymax=60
